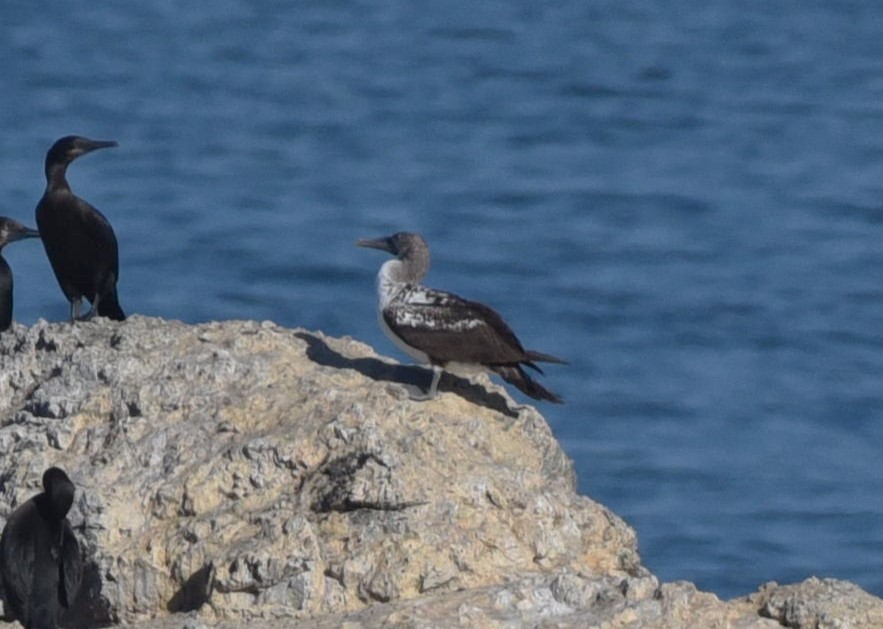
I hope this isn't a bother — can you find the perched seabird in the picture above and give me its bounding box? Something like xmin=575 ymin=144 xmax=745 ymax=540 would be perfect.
xmin=36 ymin=135 xmax=125 ymax=321
xmin=357 ymin=231 xmax=565 ymax=403
xmin=0 ymin=217 xmax=40 ymax=332
xmin=0 ymin=467 xmax=82 ymax=629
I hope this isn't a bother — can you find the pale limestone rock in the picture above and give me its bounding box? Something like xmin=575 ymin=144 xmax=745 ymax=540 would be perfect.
xmin=0 ymin=317 xmax=636 ymax=626
xmin=113 ymin=572 xmax=782 ymax=629
xmin=1 ymin=318 xmax=881 ymax=628
xmin=750 ymin=577 xmax=883 ymax=628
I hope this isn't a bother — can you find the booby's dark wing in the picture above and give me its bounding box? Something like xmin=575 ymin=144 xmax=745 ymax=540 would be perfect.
xmin=59 ymin=521 xmax=82 ymax=608
xmin=384 ymin=286 xmax=532 ymax=366
xmin=0 ymin=502 xmax=36 ymax=622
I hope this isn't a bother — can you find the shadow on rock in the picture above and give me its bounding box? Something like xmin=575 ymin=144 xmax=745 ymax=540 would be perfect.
xmin=61 ymin=561 xmax=116 ymax=629
xmin=294 ymin=332 xmax=518 ymax=418
xmin=167 ymin=562 xmax=215 ymax=614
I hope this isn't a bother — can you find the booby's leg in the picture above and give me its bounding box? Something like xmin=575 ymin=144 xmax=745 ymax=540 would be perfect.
xmin=406 ymin=365 xmax=442 ymax=401
xmin=426 ymin=365 xmax=442 ymax=399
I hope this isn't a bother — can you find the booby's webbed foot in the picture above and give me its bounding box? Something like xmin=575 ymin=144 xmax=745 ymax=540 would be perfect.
xmin=382 ymin=381 xmax=436 ymax=401
xmin=388 ymin=366 xmax=442 ymax=402
xmin=406 ymin=386 xmax=439 ymax=402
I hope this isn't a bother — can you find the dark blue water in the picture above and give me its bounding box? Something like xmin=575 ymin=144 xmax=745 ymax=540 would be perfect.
xmin=3 ymin=1 xmax=883 ymax=600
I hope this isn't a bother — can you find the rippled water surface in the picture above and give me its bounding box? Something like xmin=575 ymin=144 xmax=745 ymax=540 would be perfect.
xmin=3 ymin=1 xmax=883 ymax=599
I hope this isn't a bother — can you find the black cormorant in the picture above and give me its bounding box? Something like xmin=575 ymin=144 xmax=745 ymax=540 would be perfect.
xmin=0 ymin=217 xmax=40 ymax=332
xmin=0 ymin=467 xmax=82 ymax=629
xmin=357 ymin=231 xmax=566 ymax=403
xmin=36 ymin=135 xmax=125 ymax=321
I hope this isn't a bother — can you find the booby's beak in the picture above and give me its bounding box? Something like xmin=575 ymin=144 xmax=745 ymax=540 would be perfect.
xmin=356 ymin=236 xmax=394 ymax=254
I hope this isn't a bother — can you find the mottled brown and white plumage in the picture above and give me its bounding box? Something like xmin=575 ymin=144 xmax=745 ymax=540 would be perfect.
xmin=357 ymin=231 xmax=565 ymax=403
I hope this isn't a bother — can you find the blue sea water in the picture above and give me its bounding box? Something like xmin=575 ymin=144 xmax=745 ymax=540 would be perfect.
xmin=2 ymin=0 xmax=883 ymax=601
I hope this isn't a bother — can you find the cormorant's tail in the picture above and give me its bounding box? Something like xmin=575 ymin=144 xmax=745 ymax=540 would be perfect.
xmin=97 ymin=288 xmax=126 ymax=321
xmin=491 ymin=364 xmax=563 ymax=404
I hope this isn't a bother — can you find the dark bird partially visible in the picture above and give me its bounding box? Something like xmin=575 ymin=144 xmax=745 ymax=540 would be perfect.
xmin=0 ymin=217 xmax=40 ymax=332
xmin=0 ymin=467 xmax=83 ymax=629
xmin=36 ymin=135 xmax=125 ymax=321
xmin=357 ymin=231 xmax=566 ymax=403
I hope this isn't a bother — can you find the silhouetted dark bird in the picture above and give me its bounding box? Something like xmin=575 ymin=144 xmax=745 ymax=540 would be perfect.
xmin=36 ymin=135 xmax=125 ymax=321
xmin=0 ymin=217 xmax=40 ymax=332
xmin=357 ymin=231 xmax=566 ymax=403
xmin=0 ymin=467 xmax=83 ymax=629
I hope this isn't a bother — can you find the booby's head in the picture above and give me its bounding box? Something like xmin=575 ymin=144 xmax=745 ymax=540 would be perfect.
xmin=45 ymin=135 xmax=118 ymax=180
xmin=0 ymin=217 xmax=40 ymax=250
xmin=42 ymin=466 xmax=76 ymax=520
xmin=357 ymin=231 xmax=430 ymax=283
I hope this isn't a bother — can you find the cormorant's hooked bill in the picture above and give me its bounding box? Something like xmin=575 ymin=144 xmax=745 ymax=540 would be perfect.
xmin=357 ymin=231 xmax=565 ymax=404
xmin=0 ymin=219 xmax=40 ymax=246
xmin=0 ymin=466 xmax=83 ymax=629
xmin=36 ymin=135 xmax=126 ymax=322
xmin=45 ymin=136 xmax=118 ymax=168
xmin=0 ymin=217 xmax=41 ymax=332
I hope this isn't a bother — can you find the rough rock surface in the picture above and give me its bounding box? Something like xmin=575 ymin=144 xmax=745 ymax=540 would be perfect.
xmin=750 ymin=577 xmax=883 ymax=628
xmin=0 ymin=317 xmax=880 ymax=628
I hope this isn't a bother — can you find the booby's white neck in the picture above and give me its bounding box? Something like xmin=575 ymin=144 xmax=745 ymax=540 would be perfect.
xmin=376 ymin=259 xmax=408 ymax=309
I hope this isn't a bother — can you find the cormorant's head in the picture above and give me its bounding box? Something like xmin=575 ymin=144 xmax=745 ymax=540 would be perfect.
xmin=45 ymin=135 xmax=117 ymax=170
xmin=0 ymin=217 xmax=40 ymax=249
xmin=42 ymin=466 xmax=75 ymax=519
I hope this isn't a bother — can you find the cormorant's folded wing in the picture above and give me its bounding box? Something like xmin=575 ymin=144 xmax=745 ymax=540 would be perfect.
xmin=60 ymin=521 xmax=82 ymax=608
xmin=0 ymin=502 xmax=36 ymax=620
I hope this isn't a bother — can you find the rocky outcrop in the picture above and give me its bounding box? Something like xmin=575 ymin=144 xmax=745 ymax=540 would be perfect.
xmin=0 ymin=317 xmax=880 ymax=628
xmin=750 ymin=577 xmax=883 ymax=628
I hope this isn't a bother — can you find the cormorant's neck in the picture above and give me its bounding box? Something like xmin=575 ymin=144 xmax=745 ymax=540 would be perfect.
xmin=45 ymin=161 xmax=71 ymax=190
xmin=34 ymin=487 xmax=73 ymax=522
xmin=34 ymin=493 xmax=59 ymax=521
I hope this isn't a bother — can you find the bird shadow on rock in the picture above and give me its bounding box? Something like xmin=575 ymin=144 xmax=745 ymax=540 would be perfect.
xmin=294 ymin=332 xmax=519 ymax=418
xmin=61 ymin=561 xmax=115 ymax=629
xmin=167 ymin=561 xmax=215 ymax=614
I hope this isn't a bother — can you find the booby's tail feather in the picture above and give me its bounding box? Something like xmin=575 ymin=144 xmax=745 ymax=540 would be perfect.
xmin=525 ymin=350 xmax=568 ymax=365
xmin=521 ymin=350 xmax=568 ymax=374
xmin=491 ymin=365 xmax=563 ymax=404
